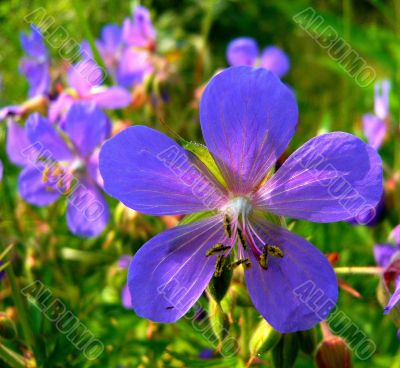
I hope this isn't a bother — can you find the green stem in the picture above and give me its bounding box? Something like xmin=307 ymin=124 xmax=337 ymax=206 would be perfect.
xmin=0 ymin=343 xmax=27 ymax=368
xmin=5 ymin=265 xmax=35 ymax=352
xmin=334 ymin=266 xmax=383 ymax=275
xmin=240 ymin=308 xmax=252 ymax=359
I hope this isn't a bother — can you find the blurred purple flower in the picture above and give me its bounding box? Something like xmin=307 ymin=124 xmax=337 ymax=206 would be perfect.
xmin=119 ymin=255 xmax=133 ymax=309
xmin=362 ymin=80 xmax=390 ymax=150
xmin=100 ymin=66 xmax=382 ymax=333
xmin=122 ymin=6 xmax=156 ymax=50
xmin=50 ymin=50 xmax=131 ymax=122
xmin=0 ymin=260 xmax=5 ymax=281
xmin=374 ymin=226 xmax=400 ymax=336
xmin=95 ymin=24 xmax=123 ymax=74
xmin=0 ymin=26 xmax=49 ymax=122
xmin=227 ymin=37 xmax=290 ymax=78
xmin=0 ymin=160 xmax=3 ymax=182
xmin=16 ymin=102 xmax=110 ymax=237
xmin=20 ymin=25 xmax=50 ymax=98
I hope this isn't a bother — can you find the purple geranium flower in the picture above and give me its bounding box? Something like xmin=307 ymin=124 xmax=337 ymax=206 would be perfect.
xmin=362 ymin=80 xmax=390 ymax=150
xmin=16 ymin=102 xmax=110 ymax=237
xmin=49 ymin=52 xmax=131 ymax=123
xmin=119 ymin=255 xmax=133 ymax=309
xmin=0 ymin=160 xmax=3 ymax=182
xmin=0 ymin=26 xmax=49 ymax=122
xmin=20 ymin=25 xmax=50 ymax=98
xmin=226 ymin=37 xmax=290 ymax=78
xmin=99 ymin=66 xmax=382 ymax=332
xmin=95 ymin=24 xmax=123 ymax=74
xmin=374 ymin=225 xmax=400 ymax=318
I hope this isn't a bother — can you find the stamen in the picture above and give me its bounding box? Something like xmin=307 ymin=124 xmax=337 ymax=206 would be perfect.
xmin=224 ymin=213 xmax=232 ymax=238
xmin=205 ymin=243 xmax=230 ymax=257
xmin=267 ymin=245 xmax=284 ymax=258
xmin=237 ymin=228 xmax=247 ymax=250
xmin=214 ymin=255 xmax=226 ymax=277
xmin=259 ymin=253 xmax=268 ymax=270
xmin=42 ymin=164 xmax=50 ymax=183
xmin=228 ymin=258 xmax=252 ymax=270
xmin=52 ymin=166 xmax=63 ymax=178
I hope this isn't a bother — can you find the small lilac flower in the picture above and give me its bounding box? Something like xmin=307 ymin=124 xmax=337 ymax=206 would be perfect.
xmin=374 ymin=226 xmax=400 ymax=337
xmin=362 ymin=80 xmax=390 ymax=150
xmin=227 ymin=37 xmax=290 ymax=78
xmin=20 ymin=25 xmax=50 ymax=98
xmin=0 ymin=26 xmax=49 ymax=121
xmin=49 ymin=55 xmax=131 ymax=122
xmin=95 ymin=24 xmax=123 ymax=73
xmin=0 ymin=160 xmax=3 ymax=182
xmin=122 ymin=6 xmax=156 ymax=50
xmin=17 ymin=102 xmax=110 ymax=237
xmin=99 ymin=66 xmax=383 ymax=332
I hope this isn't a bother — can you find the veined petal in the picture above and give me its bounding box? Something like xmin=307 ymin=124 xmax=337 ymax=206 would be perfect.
xmin=99 ymin=126 xmax=227 ymax=215
xmin=255 ymin=132 xmax=383 ymax=223
xmin=68 ymin=59 xmax=103 ymax=96
xmin=66 ymin=178 xmax=109 ymax=237
xmin=200 ymin=66 xmax=298 ymax=194
xmin=26 ymin=113 xmax=74 ymax=162
xmin=226 ymin=37 xmax=259 ymax=66
xmin=63 ymin=102 xmax=111 ymax=158
xmin=18 ymin=164 xmax=61 ymax=206
xmin=127 ymin=215 xmax=225 ymax=322
xmin=244 ymin=218 xmax=338 ymax=333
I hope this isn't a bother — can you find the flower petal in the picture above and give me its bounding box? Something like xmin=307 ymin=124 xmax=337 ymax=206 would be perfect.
xmin=255 ymin=132 xmax=383 ymax=223
xmin=99 ymin=126 xmax=227 ymax=215
xmin=68 ymin=59 xmax=103 ymax=96
xmin=362 ymin=113 xmax=386 ymax=150
xmin=384 ymin=285 xmax=400 ymax=314
xmin=226 ymin=37 xmax=259 ymax=66
xmin=7 ymin=120 xmax=38 ymax=166
xmin=245 ymin=218 xmax=338 ymax=333
xmin=127 ymin=215 xmax=225 ymax=322
xmin=66 ymin=178 xmax=109 ymax=237
xmin=200 ymin=66 xmax=298 ymax=194
xmin=63 ymin=102 xmax=111 ymax=158
xmin=374 ymin=244 xmax=397 ymax=268
xmin=18 ymin=164 xmax=61 ymax=206
xmin=26 ymin=113 xmax=74 ymax=162
xmin=89 ymin=86 xmax=132 ymax=109
xmin=260 ymin=46 xmax=290 ymax=78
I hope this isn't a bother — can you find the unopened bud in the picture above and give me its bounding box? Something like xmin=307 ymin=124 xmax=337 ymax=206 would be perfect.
xmin=315 ymin=336 xmax=352 ymax=368
xmin=249 ymin=319 xmax=281 ymax=356
xmin=271 ymin=333 xmax=299 ymax=368
xmin=0 ymin=313 xmax=17 ymax=340
xmin=297 ymin=328 xmax=317 ymax=355
xmin=208 ymin=298 xmax=230 ymax=342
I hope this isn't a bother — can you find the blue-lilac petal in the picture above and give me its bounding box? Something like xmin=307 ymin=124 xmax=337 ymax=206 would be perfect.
xmin=116 ymin=48 xmax=151 ymax=87
xmin=0 ymin=160 xmax=2 ymax=182
xmin=99 ymin=126 xmax=227 ymax=215
xmin=374 ymin=80 xmax=390 ymax=120
xmin=122 ymin=285 xmax=133 ymax=309
xmin=7 ymin=120 xmax=38 ymax=166
xmin=362 ymin=113 xmax=386 ymax=150
xmin=63 ymin=102 xmax=111 ymax=158
xmin=18 ymin=164 xmax=61 ymax=206
xmin=244 ymin=217 xmax=338 ymax=333
xmin=122 ymin=6 xmax=156 ymax=48
xmin=390 ymin=225 xmax=400 ymax=247
xmin=66 ymin=178 xmax=109 ymax=237
xmin=260 ymin=46 xmax=290 ymax=78
xmin=127 ymin=215 xmax=225 ymax=322
xmin=96 ymin=24 xmax=122 ymax=71
xmin=384 ymin=284 xmax=400 ymax=315
xmin=374 ymin=244 xmax=397 ymax=268
xmin=255 ymin=132 xmax=383 ymax=223
xmin=26 ymin=113 xmax=73 ymax=162
xmin=200 ymin=66 xmax=298 ymax=194
xmin=226 ymin=37 xmax=259 ymax=66
xmin=89 ymin=86 xmax=131 ymax=109
xmin=68 ymin=59 xmax=103 ymax=95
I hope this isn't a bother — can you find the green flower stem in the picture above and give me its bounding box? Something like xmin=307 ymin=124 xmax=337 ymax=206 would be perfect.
xmin=5 ymin=265 xmax=35 ymax=353
xmin=334 ymin=266 xmax=384 ymax=275
xmin=0 ymin=343 xmax=27 ymax=368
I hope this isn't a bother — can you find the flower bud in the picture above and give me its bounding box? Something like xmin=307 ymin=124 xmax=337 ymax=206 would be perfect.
xmin=208 ymin=297 xmax=230 ymax=342
xmin=315 ymin=336 xmax=352 ymax=368
xmin=249 ymin=319 xmax=281 ymax=356
xmin=297 ymin=328 xmax=317 ymax=355
xmin=271 ymin=333 xmax=299 ymax=368
xmin=0 ymin=313 xmax=17 ymax=340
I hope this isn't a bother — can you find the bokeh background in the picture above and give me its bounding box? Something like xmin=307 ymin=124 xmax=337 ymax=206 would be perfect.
xmin=1 ymin=0 xmax=400 ymax=367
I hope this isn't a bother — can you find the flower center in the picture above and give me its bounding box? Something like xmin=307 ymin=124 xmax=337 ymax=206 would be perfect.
xmin=222 ymin=196 xmax=252 ymax=219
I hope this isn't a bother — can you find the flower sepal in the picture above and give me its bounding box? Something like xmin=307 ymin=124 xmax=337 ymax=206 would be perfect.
xmin=271 ymin=333 xmax=300 ymax=368
xmin=249 ymin=319 xmax=281 ymax=357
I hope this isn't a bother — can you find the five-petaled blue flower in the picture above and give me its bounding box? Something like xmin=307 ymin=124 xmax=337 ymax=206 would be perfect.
xmin=16 ymin=102 xmax=110 ymax=237
xmin=99 ymin=66 xmax=383 ymax=333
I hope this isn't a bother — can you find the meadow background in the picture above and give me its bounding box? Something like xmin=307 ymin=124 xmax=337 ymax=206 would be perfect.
xmin=1 ymin=0 xmax=400 ymax=367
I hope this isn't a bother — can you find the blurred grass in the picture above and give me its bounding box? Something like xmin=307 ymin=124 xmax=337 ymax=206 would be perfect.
xmin=1 ymin=0 xmax=400 ymax=367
